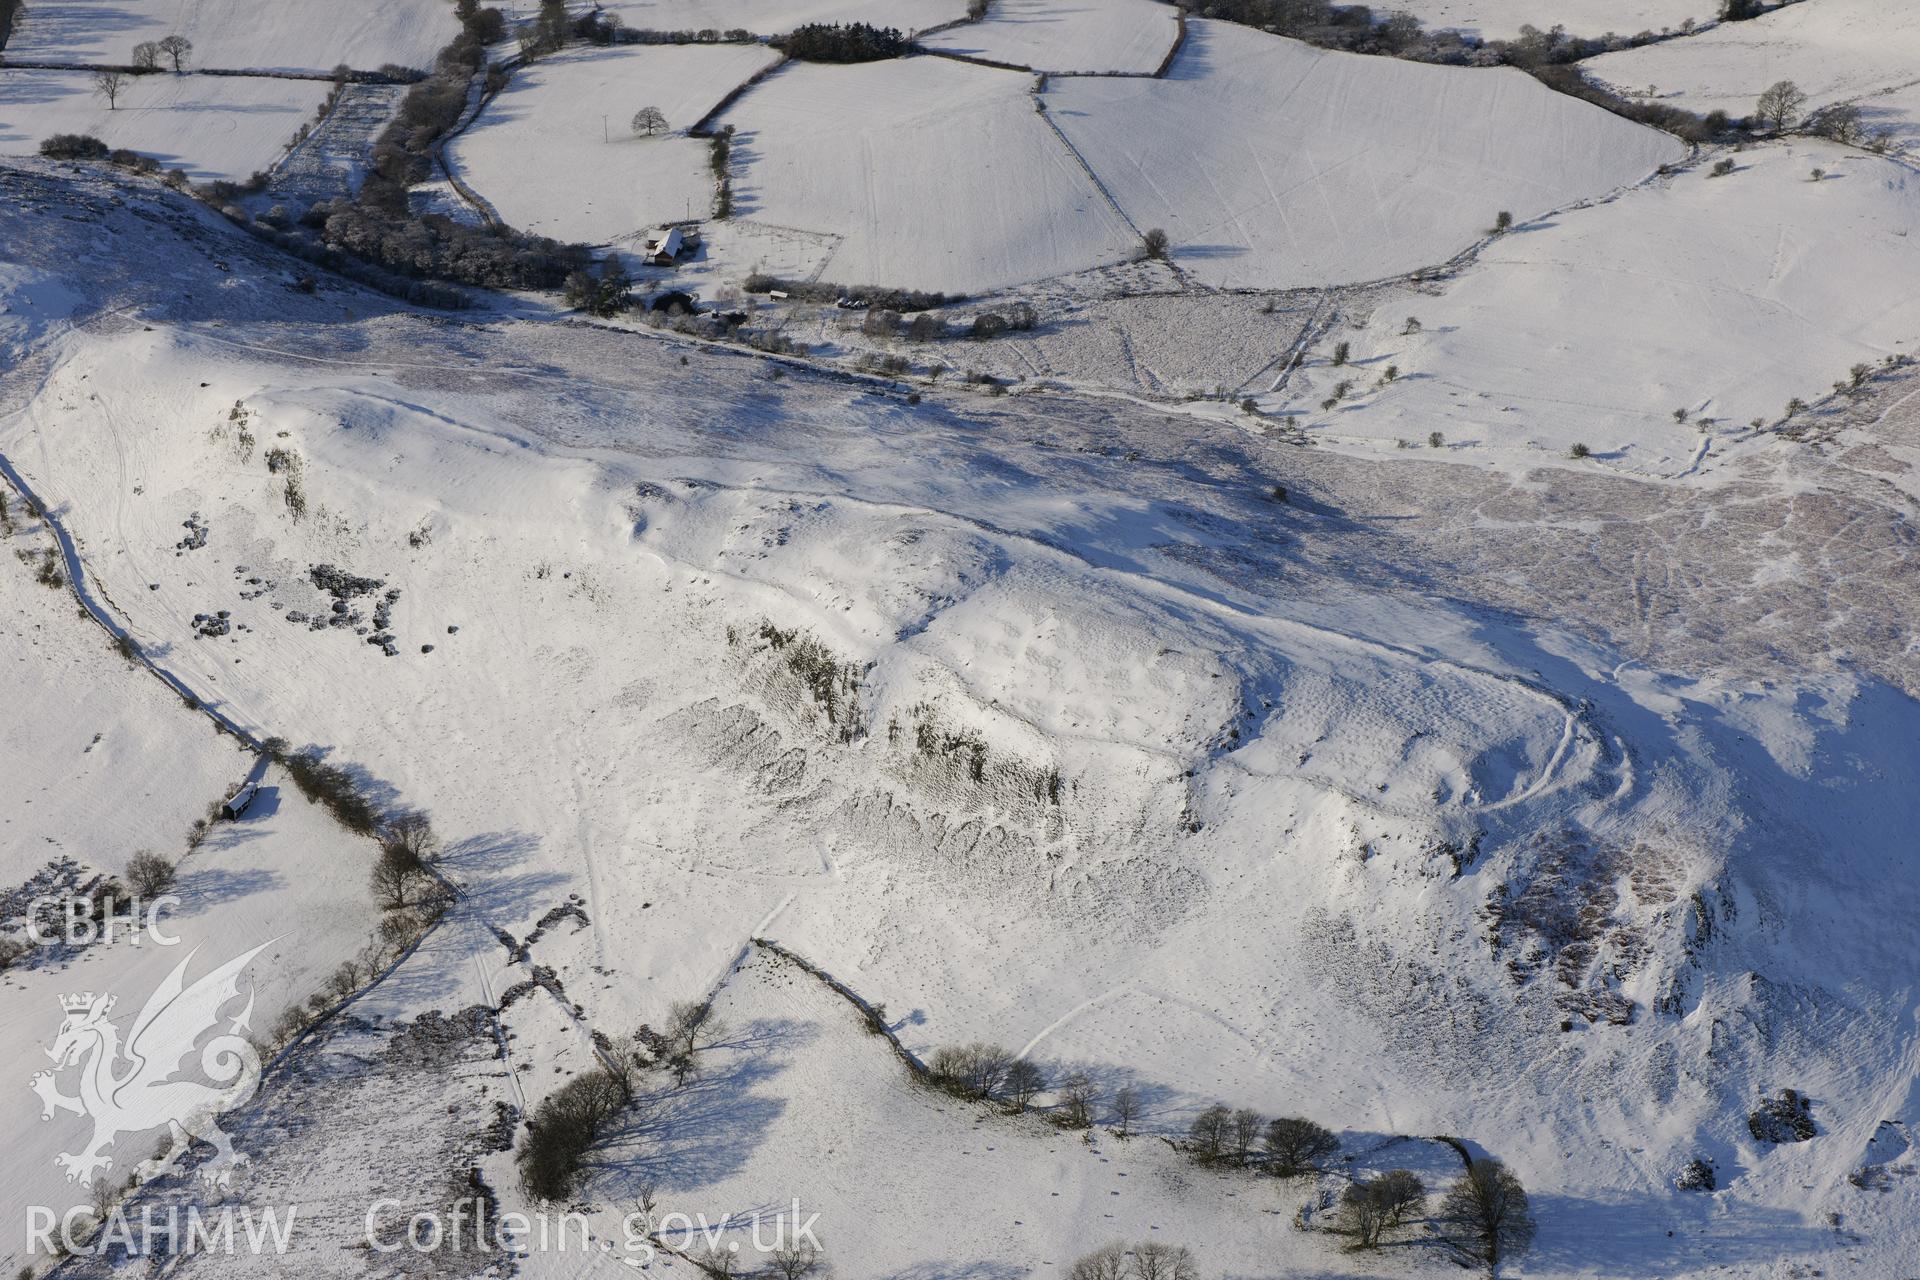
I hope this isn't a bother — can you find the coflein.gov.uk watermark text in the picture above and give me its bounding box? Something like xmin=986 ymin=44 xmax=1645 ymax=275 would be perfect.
xmin=27 ymin=1200 xmax=823 ymax=1262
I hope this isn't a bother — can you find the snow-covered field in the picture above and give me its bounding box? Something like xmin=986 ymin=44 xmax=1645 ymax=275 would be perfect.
xmin=922 ymin=0 xmax=1179 ymax=73
xmin=0 ymin=0 xmax=456 ymax=74
xmin=0 ymin=70 xmax=327 ymax=182
xmin=721 ymin=56 xmax=1140 ymax=291
xmin=447 ymin=43 xmax=781 ymax=245
xmin=602 ymin=0 xmax=966 ymax=37
xmin=1045 ymin=20 xmax=1684 ymax=289
xmin=1399 ymin=0 xmax=1706 ymax=40
xmin=1276 ymin=139 xmax=1920 ymax=475
xmin=1589 ymin=0 xmax=1920 ymax=139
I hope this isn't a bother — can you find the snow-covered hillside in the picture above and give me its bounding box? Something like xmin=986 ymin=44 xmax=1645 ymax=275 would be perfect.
xmin=1589 ymin=0 xmax=1920 ymax=142
xmin=1043 ymin=20 xmax=1685 ymax=289
xmin=2 ymin=155 xmax=1917 ymax=1278
xmin=1278 ymin=138 xmax=1920 ymax=474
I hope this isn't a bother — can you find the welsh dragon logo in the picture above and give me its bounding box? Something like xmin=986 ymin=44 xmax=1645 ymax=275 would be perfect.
xmin=30 ymin=941 xmax=274 ymax=1188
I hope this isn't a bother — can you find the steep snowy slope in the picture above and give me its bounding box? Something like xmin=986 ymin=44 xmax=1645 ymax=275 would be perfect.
xmin=1045 ymin=20 xmax=1685 ymax=289
xmin=2 ymin=160 xmax=1917 ymax=1278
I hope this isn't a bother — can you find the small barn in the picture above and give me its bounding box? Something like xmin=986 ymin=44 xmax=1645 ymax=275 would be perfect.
xmin=221 ymin=782 xmax=260 ymax=820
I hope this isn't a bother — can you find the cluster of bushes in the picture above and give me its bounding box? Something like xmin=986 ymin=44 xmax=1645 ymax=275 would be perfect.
xmin=744 ymin=274 xmax=959 ymax=311
xmin=517 ymin=1070 xmax=626 ymax=1200
xmin=1188 ymin=1106 xmax=1338 ymax=1174
xmin=966 ymin=301 xmax=1037 ymax=339
xmin=235 ymin=2 xmax=596 ymax=297
xmin=775 ymin=21 xmax=911 ymax=63
xmin=38 ymin=134 xmax=171 ymax=177
xmin=925 ymin=1043 xmax=1112 ymax=1127
xmin=521 ymin=999 xmax=726 ymax=1200
xmin=269 ymin=905 xmax=434 ymax=1048
xmin=563 ymin=257 xmax=634 ymax=317
xmin=708 ymin=125 xmax=735 ymax=217
xmin=1528 ymin=63 xmax=1728 ymax=142
xmin=615 ymin=24 xmax=759 ymax=45
xmin=264 ymin=737 xmax=383 ymax=835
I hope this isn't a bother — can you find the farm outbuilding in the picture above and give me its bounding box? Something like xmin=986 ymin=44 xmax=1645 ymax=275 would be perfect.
xmin=221 ymin=782 xmax=260 ymax=820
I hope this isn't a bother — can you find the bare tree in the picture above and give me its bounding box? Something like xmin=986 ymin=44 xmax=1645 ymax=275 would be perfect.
xmin=1058 ymin=1072 xmax=1099 ymax=1129
xmin=382 ymin=812 xmax=440 ymax=864
xmin=1806 ymin=101 xmax=1863 ymax=144
xmin=1261 ymin=1116 xmax=1338 ymax=1176
xmin=1067 ymin=1243 xmax=1127 ymax=1280
xmin=370 ymin=841 xmax=428 ymax=910
xmin=666 ymin=998 xmax=726 ymax=1058
xmin=1230 ymin=1108 xmax=1263 ymax=1165
xmin=1755 ymin=79 xmax=1807 ymax=134
xmin=157 ymin=34 xmax=192 ymax=72
xmin=694 ymin=1242 xmax=738 ymax=1278
xmin=1131 ymin=1241 xmax=1196 ymax=1280
xmin=1375 ymin=1168 xmax=1426 ymax=1227
xmin=92 ymin=69 xmax=128 ymax=110
xmin=1438 ymin=1159 xmax=1536 ymax=1276
xmin=125 ymin=850 xmax=176 ymax=896
xmin=1141 ymin=227 xmax=1169 ymax=260
xmin=1188 ymin=1104 xmax=1231 ymax=1162
xmin=1004 ymin=1058 xmax=1046 ymax=1112
xmin=767 ymin=1239 xmax=822 ymax=1280
xmin=964 ymin=1043 xmax=1012 ymax=1100
xmin=1110 ymin=1085 xmax=1139 ymax=1138
xmin=631 ymin=105 xmax=669 ymax=137
xmin=132 ymin=41 xmax=161 ymax=71
xmin=1339 ymin=1179 xmax=1394 ymax=1248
